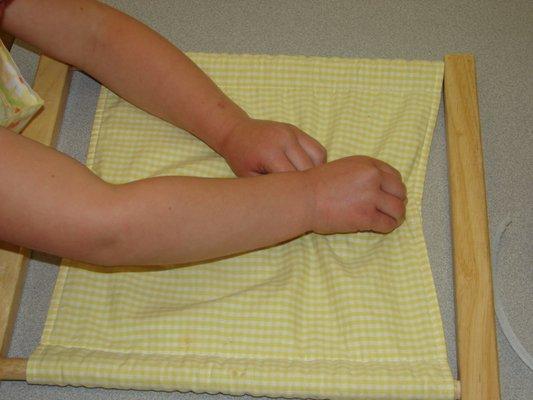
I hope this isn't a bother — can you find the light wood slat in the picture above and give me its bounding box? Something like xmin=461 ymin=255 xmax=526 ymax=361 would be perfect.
xmin=22 ymin=55 xmax=72 ymax=146
xmin=0 ymin=56 xmax=71 ymax=361
xmin=0 ymin=243 xmax=28 ymax=355
xmin=0 ymin=357 xmax=26 ymax=380
xmin=444 ymin=54 xmax=500 ymax=400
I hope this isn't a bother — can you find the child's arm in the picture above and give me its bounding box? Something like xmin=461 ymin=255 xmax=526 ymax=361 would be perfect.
xmin=0 ymin=129 xmax=405 ymax=266
xmin=2 ymin=0 xmax=326 ymax=176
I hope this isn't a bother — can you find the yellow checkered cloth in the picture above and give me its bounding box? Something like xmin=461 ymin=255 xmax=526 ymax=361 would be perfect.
xmin=28 ymin=53 xmax=454 ymax=399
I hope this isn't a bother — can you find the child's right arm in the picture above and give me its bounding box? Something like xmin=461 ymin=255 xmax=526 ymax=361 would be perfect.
xmin=0 ymin=128 xmax=405 ymax=266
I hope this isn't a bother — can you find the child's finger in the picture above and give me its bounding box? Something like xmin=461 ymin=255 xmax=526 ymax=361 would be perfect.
xmin=372 ymin=158 xmax=402 ymax=179
xmin=377 ymin=193 xmax=406 ymax=223
xmin=295 ymin=132 xmax=327 ymax=166
xmin=285 ymin=144 xmax=315 ymax=171
xmin=370 ymin=210 xmax=399 ymax=233
xmin=380 ymin=172 xmax=407 ymax=200
xmin=266 ymin=153 xmax=296 ymax=173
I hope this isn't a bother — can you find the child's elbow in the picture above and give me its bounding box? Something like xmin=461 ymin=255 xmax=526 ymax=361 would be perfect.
xmin=70 ymin=188 xmax=131 ymax=268
xmin=82 ymin=235 xmax=124 ymax=268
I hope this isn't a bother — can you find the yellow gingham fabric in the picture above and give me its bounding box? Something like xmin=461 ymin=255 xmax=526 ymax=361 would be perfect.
xmin=28 ymin=53 xmax=454 ymax=399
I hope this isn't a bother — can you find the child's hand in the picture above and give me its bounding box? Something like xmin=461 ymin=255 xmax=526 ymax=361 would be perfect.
xmin=219 ymin=117 xmax=327 ymax=177
xmin=305 ymin=156 xmax=407 ymax=234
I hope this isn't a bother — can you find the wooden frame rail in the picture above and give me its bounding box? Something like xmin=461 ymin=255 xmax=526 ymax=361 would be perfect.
xmin=0 ymin=53 xmax=499 ymax=400
xmin=444 ymin=54 xmax=500 ymax=400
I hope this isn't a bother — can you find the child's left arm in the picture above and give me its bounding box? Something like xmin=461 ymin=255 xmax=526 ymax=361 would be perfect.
xmin=2 ymin=0 xmax=326 ymax=176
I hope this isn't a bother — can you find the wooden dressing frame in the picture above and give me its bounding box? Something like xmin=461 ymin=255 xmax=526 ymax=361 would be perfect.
xmin=0 ymin=47 xmax=500 ymax=400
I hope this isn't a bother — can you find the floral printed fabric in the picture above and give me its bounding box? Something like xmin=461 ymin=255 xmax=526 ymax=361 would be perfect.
xmin=0 ymin=38 xmax=43 ymax=133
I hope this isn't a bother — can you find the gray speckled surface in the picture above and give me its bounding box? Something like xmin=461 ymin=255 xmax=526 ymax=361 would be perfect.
xmin=1 ymin=1 xmax=532 ymax=399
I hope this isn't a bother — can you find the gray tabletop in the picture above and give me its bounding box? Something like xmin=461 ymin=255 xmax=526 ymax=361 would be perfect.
xmin=1 ymin=1 xmax=532 ymax=399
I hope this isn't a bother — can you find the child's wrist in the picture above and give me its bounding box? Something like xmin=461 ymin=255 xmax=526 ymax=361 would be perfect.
xmin=301 ymin=169 xmax=319 ymax=234
xmin=207 ymin=92 xmax=249 ymax=151
xmin=215 ymin=113 xmax=250 ymax=158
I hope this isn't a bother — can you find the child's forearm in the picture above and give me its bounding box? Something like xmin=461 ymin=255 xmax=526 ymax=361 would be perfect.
xmin=107 ymin=172 xmax=313 ymax=266
xmin=2 ymin=0 xmax=247 ymax=152
xmin=0 ymin=130 xmax=312 ymax=266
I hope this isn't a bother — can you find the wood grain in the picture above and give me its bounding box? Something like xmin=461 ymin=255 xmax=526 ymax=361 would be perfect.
xmin=0 ymin=357 xmax=26 ymax=380
xmin=22 ymin=55 xmax=72 ymax=146
xmin=444 ymin=54 xmax=501 ymax=400
xmin=0 ymin=56 xmax=71 ymax=371
xmin=0 ymin=243 xmax=28 ymax=356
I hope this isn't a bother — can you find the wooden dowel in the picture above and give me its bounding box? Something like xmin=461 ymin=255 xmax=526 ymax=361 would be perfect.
xmin=0 ymin=357 xmax=27 ymax=381
xmin=444 ymin=54 xmax=501 ymax=400
xmin=0 ymin=355 xmax=461 ymax=398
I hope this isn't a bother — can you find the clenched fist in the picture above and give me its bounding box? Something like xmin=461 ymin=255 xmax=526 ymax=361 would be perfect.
xmin=305 ymin=156 xmax=407 ymax=234
xmin=219 ymin=117 xmax=327 ymax=177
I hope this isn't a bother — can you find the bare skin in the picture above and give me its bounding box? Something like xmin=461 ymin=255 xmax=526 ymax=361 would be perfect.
xmin=2 ymin=0 xmax=327 ymax=173
xmin=0 ymin=0 xmax=407 ymax=267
